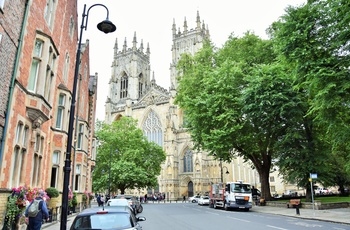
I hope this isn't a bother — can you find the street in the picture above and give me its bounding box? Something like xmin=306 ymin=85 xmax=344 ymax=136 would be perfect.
xmin=140 ymin=203 xmax=349 ymax=230
xmin=44 ymin=202 xmax=350 ymax=230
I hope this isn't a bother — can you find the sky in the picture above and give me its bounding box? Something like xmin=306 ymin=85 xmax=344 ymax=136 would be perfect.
xmin=78 ymin=0 xmax=306 ymax=121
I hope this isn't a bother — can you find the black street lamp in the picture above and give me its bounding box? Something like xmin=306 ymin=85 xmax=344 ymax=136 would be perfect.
xmin=220 ymin=161 xmax=229 ymax=183
xmin=108 ymin=148 xmax=118 ymax=199
xmin=61 ymin=4 xmax=116 ymax=230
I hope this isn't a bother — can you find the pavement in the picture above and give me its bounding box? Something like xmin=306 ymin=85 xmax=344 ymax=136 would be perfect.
xmin=42 ymin=201 xmax=350 ymax=229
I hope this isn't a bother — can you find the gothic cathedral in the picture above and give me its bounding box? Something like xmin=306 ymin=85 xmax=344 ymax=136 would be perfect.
xmin=105 ymin=12 xmax=260 ymax=200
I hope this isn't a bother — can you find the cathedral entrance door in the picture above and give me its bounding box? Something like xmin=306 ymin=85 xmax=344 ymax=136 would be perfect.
xmin=188 ymin=181 xmax=194 ymax=198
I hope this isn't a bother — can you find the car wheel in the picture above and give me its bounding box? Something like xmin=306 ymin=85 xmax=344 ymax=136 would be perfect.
xmin=137 ymin=205 xmax=143 ymax=213
xmin=192 ymin=200 xmax=196 ymax=203
xmin=213 ymin=201 xmax=217 ymax=209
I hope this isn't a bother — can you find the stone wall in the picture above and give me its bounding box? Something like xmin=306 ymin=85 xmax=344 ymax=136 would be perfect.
xmin=266 ymin=200 xmax=350 ymax=210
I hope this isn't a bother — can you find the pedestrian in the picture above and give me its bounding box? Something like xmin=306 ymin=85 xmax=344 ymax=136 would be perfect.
xmin=97 ymin=194 xmax=101 ymax=206
xmin=25 ymin=191 xmax=50 ymax=230
xmin=183 ymin=195 xmax=186 ymax=202
xmin=101 ymin=195 xmax=105 ymax=205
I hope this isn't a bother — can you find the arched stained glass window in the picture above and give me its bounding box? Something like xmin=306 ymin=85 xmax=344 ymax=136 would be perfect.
xmin=183 ymin=149 xmax=193 ymax=172
xmin=143 ymin=110 xmax=163 ymax=146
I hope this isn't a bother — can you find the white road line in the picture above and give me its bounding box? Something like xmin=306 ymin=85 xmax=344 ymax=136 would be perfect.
xmin=226 ymin=216 xmax=251 ymax=222
xmin=266 ymin=225 xmax=288 ymax=230
xmin=205 ymin=211 xmax=220 ymax=215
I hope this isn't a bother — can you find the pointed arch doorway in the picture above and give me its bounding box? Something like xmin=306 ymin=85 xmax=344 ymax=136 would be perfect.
xmin=188 ymin=181 xmax=194 ymax=198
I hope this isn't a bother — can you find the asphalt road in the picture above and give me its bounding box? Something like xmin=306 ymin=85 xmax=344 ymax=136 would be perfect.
xmin=43 ymin=202 xmax=350 ymax=230
xmin=139 ymin=203 xmax=350 ymax=230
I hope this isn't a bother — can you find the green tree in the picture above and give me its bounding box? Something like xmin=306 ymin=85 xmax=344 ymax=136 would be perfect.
xmin=93 ymin=117 xmax=166 ymax=194
xmin=269 ymin=0 xmax=350 ymax=195
xmin=176 ymin=33 xmax=299 ymax=200
xmin=269 ymin=0 xmax=350 ymax=172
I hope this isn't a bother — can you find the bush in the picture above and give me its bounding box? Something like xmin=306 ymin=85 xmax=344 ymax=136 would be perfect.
xmin=45 ymin=187 xmax=59 ymax=198
xmin=72 ymin=192 xmax=78 ymax=206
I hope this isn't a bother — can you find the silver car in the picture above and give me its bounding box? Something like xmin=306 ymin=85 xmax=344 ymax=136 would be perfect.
xmin=70 ymin=206 xmax=146 ymax=230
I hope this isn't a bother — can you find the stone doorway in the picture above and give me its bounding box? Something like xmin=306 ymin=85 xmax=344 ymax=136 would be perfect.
xmin=188 ymin=181 xmax=194 ymax=197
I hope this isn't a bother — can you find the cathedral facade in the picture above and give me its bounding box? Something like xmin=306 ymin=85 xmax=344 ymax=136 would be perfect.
xmin=104 ymin=12 xmax=262 ymax=200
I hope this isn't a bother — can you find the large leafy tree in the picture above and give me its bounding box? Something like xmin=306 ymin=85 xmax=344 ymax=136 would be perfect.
xmin=269 ymin=0 xmax=350 ymax=173
xmin=270 ymin=0 xmax=350 ymax=193
xmin=175 ymin=33 xmax=301 ymax=200
xmin=93 ymin=117 xmax=166 ymax=194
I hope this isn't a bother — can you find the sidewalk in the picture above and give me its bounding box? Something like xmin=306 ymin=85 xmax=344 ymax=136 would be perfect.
xmin=252 ymin=205 xmax=350 ymax=225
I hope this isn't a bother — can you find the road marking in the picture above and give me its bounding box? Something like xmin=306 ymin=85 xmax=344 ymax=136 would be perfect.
xmin=226 ymin=216 xmax=250 ymax=222
xmin=294 ymin=222 xmax=322 ymax=227
xmin=266 ymin=225 xmax=288 ymax=230
xmin=205 ymin=211 xmax=220 ymax=215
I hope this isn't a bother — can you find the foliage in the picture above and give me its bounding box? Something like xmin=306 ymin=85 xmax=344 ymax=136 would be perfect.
xmin=93 ymin=117 xmax=166 ymax=194
xmin=68 ymin=188 xmax=74 ymax=207
xmin=69 ymin=192 xmax=78 ymax=207
xmin=269 ymin=0 xmax=350 ymax=172
xmin=175 ymin=33 xmax=301 ymax=200
xmin=5 ymin=186 xmax=48 ymax=228
xmin=83 ymin=190 xmax=94 ymax=202
xmin=45 ymin=187 xmax=59 ymax=198
xmin=267 ymin=0 xmax=350 ymax=199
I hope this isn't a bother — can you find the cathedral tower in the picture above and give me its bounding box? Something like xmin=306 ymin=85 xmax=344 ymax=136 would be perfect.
xmin=105 ymin=32 xmax=152 ymax=120
xmin=170 ymin=11 xmax=210 ymax=89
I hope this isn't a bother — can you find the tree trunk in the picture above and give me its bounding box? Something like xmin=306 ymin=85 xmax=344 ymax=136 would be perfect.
xmin=259 ymin=166 xmax=272 ymax=201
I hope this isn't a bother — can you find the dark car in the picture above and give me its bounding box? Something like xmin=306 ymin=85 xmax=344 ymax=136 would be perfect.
xmin=114 ymin=194 xmax=143 ymax=214
xmin=70 ymin=206 xmax=146 ymax=230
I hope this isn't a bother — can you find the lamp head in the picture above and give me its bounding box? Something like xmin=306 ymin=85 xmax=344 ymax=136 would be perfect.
xmin=225 ymin=170 xmax=229 ymax=175
xmin=97 ymin=20 xmax=116 ymax=34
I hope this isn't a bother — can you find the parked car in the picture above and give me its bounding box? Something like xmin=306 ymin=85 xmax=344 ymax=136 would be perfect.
xmin=70 ymin=206 xmax=146 ymax=230
xmin=107 ymin=198 xmax=134 ymax=212
xmin=188 ymin=195 xmax=201 ymax=203
xmin=114 ymin=194 xmax=143 ymax=213
xmin=315 ymin=188 xmax=330 ymax=195
xmin=197 ymin=196 xmax=210 ymax=205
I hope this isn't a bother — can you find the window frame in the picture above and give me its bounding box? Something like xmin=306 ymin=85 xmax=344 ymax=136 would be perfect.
xmin=56 ymin=94 xmax=66 ymax=129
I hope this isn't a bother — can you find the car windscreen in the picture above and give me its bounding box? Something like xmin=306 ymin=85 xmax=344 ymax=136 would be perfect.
xmin=72 ymin=213 xmax=133 ymax=230
xmin=231 ymin=184 xmax=251 ymax=193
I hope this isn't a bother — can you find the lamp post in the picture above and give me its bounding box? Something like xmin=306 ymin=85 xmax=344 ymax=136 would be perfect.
xmin=220 ymin=160 xmax=229 ymax=183
xmin=108 ymin=148 xmax=118 ymax=199
xmin=61 ymin=4 xmax=116 ymax=230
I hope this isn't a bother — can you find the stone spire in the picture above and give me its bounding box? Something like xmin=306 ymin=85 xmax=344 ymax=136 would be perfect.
xmin=172 ymin=18 xmax=176 ymax=38
xmin=196 ymin=11 xmax=201 ymax=30
xmin=146 ymin=43 xmax=150 ymax=56
xmin=140 ymin=39 xmax=144 ymax=53
xmin=114 ymin=38 xmax=118 ymax=58
xmin=123 ymin=37 xmax=127 ymax=52
xmin=183 ymin=17 xmax=188 ymax=34
xmin=133 ymin=31 xmax=137 ymax=51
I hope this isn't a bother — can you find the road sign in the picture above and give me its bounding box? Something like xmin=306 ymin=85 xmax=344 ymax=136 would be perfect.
xmin=310 ymin=173 xmax=317 ymax=179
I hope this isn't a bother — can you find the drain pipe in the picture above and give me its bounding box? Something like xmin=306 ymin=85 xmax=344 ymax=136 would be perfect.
xmin=0 ymin=0 xmax=30 ymax=166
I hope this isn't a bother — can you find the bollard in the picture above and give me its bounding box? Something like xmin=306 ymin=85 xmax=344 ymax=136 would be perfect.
xmin=296 ymin=205 xmax=300 ymax=215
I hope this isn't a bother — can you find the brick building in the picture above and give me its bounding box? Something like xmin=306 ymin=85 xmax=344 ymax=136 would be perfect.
xmin=0 ymin=0 xmax=97 ymax=227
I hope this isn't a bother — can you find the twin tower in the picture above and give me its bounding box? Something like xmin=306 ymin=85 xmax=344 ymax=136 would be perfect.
xmin=105 ymin=11 xmax=210 ymax=116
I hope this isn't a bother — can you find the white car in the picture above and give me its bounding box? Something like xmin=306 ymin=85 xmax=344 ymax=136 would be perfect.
xmin=197 ymin=196 xmax=210 ymax=205
xmin=106 ymin=198 xmax=134 ymax=212
xmin=315 ymin=188 xmax=330 ymax=195
xmin=188 ymin=195 xmax=201 ymax=203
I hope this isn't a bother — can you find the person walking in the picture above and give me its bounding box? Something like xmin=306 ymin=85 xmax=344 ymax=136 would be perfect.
xmin=25 ymin=191 xmax=50 ymax=230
